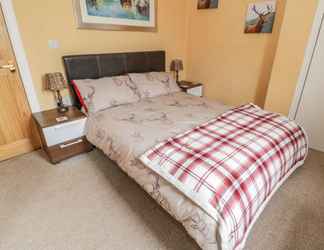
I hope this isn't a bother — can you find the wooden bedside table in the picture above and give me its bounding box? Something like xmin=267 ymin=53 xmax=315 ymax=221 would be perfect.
xmin=33 ymin=107 xmax=93 ymax=164
xmin=178 ymin=81 xmax=203 ymax=97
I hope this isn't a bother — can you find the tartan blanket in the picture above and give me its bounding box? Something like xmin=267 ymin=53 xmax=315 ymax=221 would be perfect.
xmin=140 ymin=104 xmax=308 ymax=250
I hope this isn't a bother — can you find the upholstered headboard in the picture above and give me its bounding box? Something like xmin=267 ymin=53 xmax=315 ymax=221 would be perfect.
xmin=62 ymin=50 xmax=166 ymax=107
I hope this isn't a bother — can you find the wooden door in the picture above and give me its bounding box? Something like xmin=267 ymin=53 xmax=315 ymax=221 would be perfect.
xmin=295 ymin=12 xmax=324 ymax=152
xmin=0 ymin=7 xmax=37 ymax=161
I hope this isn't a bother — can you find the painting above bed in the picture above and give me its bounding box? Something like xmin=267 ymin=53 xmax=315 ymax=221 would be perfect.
xmin=74 ymin=0 xmax=156 ymax=31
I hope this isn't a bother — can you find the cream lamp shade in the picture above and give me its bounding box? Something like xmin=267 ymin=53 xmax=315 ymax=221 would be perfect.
xmin=44 ymin=72 xmax=67 ymax=91
xmin=170 ymin=59 xmax=184 ymax=72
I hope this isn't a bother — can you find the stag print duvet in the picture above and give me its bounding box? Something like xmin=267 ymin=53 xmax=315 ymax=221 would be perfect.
xmin=86 ymin=92 xmax=231 ymax=250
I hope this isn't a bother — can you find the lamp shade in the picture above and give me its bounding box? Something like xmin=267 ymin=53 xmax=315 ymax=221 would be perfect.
xmin=45 ymin=72 xmax=67 ymax=91
xmin=170 ymin=59 xmax=184 ymax=72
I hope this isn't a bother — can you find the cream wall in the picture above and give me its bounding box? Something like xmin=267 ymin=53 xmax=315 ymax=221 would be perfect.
xmin=12 ymin=0 xmax=188 ymax=110
xmin=264 ymin=0 xmax=319 ymax=115
xmin=185 ymin=0 xmax=286 ymax=107
xmin=12 ymin=0 xmax=319 ymax=113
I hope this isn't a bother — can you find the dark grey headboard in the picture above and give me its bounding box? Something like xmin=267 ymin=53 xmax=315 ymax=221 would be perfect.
xmin=62 ymin=50 xmax=166 ymax=107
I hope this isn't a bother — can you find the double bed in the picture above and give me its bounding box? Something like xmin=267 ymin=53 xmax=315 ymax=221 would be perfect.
xmin=63 ymin=51 xmax=308 ymax=250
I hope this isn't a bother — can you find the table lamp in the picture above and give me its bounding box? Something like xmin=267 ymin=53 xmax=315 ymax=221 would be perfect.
xmin=45 ymin=72 xmax=69 ymax=113
xmin=170 ymin=59 xmax=184 ymax=83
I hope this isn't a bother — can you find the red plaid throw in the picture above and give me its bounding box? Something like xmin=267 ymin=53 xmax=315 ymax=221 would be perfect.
xmin=140 ymin=104 xmax=308 ymax=250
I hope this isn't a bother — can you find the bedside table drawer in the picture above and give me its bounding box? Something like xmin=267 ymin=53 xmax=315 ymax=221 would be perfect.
xmin=46 ymin=136 xmax=93 ymax=164
xmin=43 ymin=118 xmax=87 ymax=147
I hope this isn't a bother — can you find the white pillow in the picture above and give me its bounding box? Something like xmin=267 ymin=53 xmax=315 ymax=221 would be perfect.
xmin=72 ymin=75 xmax=140 ymax=113
xmin=150 ymin=72 xmax=181 ymax=93
xmin=128 ymin=72 xmax=180 ymax=99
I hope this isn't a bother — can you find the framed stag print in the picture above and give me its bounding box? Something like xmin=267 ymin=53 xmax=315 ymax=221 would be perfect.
xmin=245 ymin=1 xmax=276 ymax=33
xmin=197 ymin=0 xmax=219 ymax=9
xmin=74 ymin=0 xmax=157 ymax=32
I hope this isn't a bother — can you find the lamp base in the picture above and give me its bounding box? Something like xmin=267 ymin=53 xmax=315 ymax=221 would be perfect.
xmin=176 ymin=71 xmax=180 ymax=83
xmin=57 ymin=105 xmax=69 ymax=113
xmin=55 ymin=90 xmax=68 ymax=113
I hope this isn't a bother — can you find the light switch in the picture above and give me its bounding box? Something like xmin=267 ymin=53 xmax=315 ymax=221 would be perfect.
xmin=48 ymin=40 xmax=60 ymax=49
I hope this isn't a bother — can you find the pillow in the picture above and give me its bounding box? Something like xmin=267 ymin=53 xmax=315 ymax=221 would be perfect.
xmin=150 ymin=72 xmax=181 ymax=93
xmin=128 ymin=72 xmax=180 ymax=99
xmin=72 ymin=75 xmax=140 ymax=113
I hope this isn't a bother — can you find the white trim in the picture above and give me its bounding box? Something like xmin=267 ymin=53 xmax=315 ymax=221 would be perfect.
xmin=0 ymin=0 xmax=40 ymax=113
xmin=289 ymin=0 xmax=324 ymax=120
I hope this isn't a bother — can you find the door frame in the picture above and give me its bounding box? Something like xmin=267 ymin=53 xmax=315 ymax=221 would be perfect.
xmin=289 ymin=0 xmax=324 ymax=120
xmin=0 ymin=0 xmax=40 ymax=113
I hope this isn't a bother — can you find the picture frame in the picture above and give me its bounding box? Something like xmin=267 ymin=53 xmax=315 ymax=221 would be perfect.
xmin=244 ymin=1 xmax=276 ymax=34
xmin=74 ymin=0 xmax=157 ymax=32
xmin=197 ymin=0 xmax=219 ymax=10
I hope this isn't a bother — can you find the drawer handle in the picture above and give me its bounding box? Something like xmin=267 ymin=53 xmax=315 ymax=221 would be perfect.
xmin=53 ymin=119 xmax=85 ymax=130
xmin=60 ymin=139 xmax=83 ymax=149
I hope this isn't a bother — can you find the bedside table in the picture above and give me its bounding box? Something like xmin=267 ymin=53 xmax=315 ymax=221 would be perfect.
xmin=178 ymin=81 xmax=203 ymax=97
xmin=33 ymin=107 xmax=93 ymax=164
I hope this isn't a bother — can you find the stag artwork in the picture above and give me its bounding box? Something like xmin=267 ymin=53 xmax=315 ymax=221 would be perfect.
xmin=245 ymin=2 xmax=276 ymax=34
xmin=197 ymin=0 xmax=218 ymax=9
xmin=120 ymin=0 xmax=150 ymax=17
xmin=87 ymin=0 xmax=103 ymax=10
xmin=83 ymin=0 xmax=154 ymax=31
xmin=120 ymin=0 xmax=133 ymax=9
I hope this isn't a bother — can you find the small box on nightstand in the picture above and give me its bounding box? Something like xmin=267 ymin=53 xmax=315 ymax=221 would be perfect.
xmin=178 ymin=81 xmax=204 ymax=97
xmin=32 ymin=107 xmax=93 ymax=164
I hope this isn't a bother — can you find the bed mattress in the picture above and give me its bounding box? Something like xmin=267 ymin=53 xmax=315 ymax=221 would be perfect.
xmin=86 ymin=92 xmax=230 ymax=250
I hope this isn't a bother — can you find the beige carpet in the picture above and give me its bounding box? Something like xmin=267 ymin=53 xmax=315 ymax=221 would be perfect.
xmin=0 ymin=149 xmax=323 ymax=250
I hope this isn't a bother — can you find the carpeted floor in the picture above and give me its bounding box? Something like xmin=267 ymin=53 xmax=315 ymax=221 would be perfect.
xmin=0 ymin=149 xmax=323 ymax=250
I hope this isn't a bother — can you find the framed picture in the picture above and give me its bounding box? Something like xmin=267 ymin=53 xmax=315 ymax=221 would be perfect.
xmin=244 ymin=1 xmax=276 ymax=33
xmin=197 ymin=0 xmax=219 ymax=9
xmin=74 ymin=0 xmax=157 ymax=32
